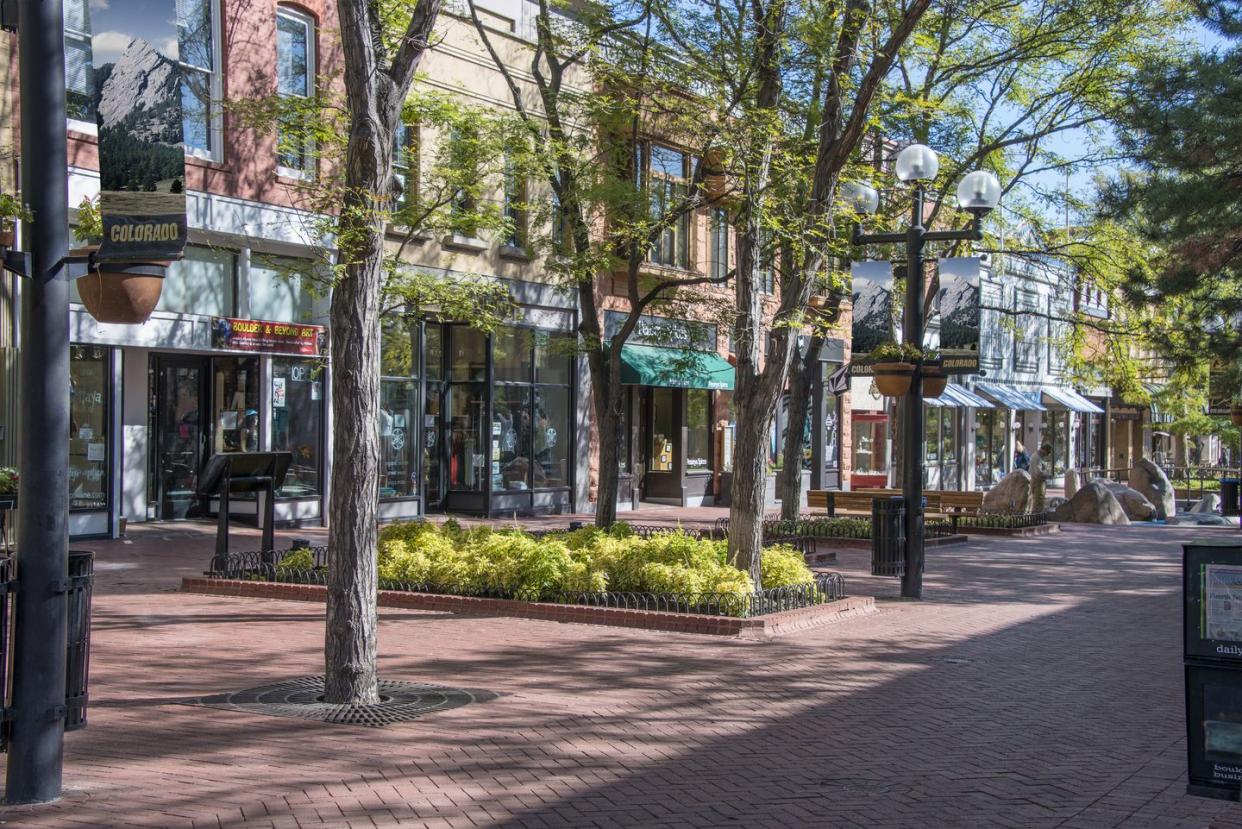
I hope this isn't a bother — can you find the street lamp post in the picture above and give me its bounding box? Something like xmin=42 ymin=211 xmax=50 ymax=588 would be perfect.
xmin=845 ymin=146 xmax=1001 ymax=599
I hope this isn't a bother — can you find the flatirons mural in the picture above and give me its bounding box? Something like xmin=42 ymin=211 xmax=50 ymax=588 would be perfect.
xmin=849 ymin=260 xmax=896 ymax=375
xmin=91 ymin=0 xmax=188 ymax=261
xmin=934 ymin=257 xmax=981 ymax=374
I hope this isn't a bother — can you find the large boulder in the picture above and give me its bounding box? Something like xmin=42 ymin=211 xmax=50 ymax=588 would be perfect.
xmin=1051 ymin=481 xmax=1132 ymax=525
xmin=1128 ymin=458 xmax=1176 ymax=520
xmin=1093 ymin=480 xmax=1156 ymax=521
xmin=982 ymin=470 xmax=1034 ymax=515
xmin=1064 ymin=468 xmax=1080 ymax=500
xmin=1190 ymin=493 xmax=1223 ymax=515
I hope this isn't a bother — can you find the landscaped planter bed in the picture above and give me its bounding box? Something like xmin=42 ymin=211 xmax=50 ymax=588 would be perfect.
xmin=180 ymin=577 xmax=876 ymax=639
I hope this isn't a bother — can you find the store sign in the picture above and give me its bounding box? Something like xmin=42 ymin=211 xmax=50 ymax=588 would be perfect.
xmin=604 ymin=311 xmax=716 ymax=351
xmin=849 ymin=260 xmax=895 ymax=374
xmin=212 ymin=318 xmax=325 ymax=356
xmin=934 ymin=257 xmax=981 ymax=374
xmin=90 ymin=0 xmax=189 ymax=262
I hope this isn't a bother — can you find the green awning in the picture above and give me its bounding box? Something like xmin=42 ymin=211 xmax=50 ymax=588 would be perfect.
xmin=619 ymin=344 xmax=735 ymax=391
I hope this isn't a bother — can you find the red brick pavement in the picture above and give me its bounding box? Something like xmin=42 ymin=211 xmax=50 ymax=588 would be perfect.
xmin=2 ymin=519 xmax=1242 ymax=827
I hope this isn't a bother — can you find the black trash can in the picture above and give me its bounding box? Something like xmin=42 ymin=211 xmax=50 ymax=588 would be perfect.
xmin=65 ymin=549 xmax=94 ymax=731
xmin=1223 ymin=479 xmax=1240 ymax=517
xmin=871 ymin=496 xmax=906 ymax=577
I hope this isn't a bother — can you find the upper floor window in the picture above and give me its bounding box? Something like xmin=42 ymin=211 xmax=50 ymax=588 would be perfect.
xmin=550 ymin=188 xmax=566 ymax=252
xmin=276 ymin=6 xmax=316 ymax=177
xmin=710 ymin=208 xmax=729 ymax=281
xmin=646 ymin=144 xmax=690 ymax=269
xmin=503 ymin=156 xmax=527 ymax=249
xmin=393 ymin=122 xmax=419 ymax=214
xmin=63 ymin=0 xmax=221 ymax=158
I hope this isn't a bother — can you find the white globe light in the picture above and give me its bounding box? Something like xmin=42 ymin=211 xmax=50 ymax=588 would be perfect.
xmin=841 ymin=182 xmax=880 ymax=215
xmin=956 ymin=170 xmax=1002 ymax=214
xmin=895 ymin=144 xmax=939 ymax=182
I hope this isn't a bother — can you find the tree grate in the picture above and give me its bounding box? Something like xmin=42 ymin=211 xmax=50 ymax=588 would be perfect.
xmin=178 ymin=675 xmax=494 ymax=727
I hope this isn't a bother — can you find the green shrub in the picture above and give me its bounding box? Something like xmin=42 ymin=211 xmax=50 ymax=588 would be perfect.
xmin=760 ymin=545 xmax=814 ymax=587
xmin=276 ymin=547 xmax=316 ymax=573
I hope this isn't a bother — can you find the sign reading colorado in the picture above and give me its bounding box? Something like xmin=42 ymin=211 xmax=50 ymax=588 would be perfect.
xmin=90 ymin=0 xmax=188 ymax=262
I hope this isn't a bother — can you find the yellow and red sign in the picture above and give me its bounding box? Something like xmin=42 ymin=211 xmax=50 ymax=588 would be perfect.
xmin=212 ymin=317 xmax=325 ymax=356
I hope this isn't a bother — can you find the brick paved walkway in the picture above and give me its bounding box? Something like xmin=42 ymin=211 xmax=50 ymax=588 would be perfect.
xmin=3 ymin=520 xmax=1242 ymax=827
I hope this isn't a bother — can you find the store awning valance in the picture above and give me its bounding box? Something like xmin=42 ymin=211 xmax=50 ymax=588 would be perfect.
xmin=1143 ymin=382 xmax=1175 ymax=424
xmin=925 ymin=384 xmax=996 ymax=409
xmin=974 ymin=382 xmax=1046 ymax=411
xmin=1041 ymin=386 xmax=1105 ymax=414
xmin=618 ymin=344 xmax=735 ymax=391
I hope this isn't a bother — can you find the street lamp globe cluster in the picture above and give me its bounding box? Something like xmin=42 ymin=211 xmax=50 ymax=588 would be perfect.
xmin=845 ymin=143 xmax=1002 ymax=600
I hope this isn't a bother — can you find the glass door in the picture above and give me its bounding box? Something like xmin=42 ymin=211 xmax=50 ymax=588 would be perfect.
xmin=152 ymin=356 xmax=209 ymax=519
xmin=423 ymin=325 xmax=445 ymax=511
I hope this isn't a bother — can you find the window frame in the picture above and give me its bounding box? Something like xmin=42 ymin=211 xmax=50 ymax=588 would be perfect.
xmin=63 ymin=0 xmax=96 ymax=132
xmin=490 ymin=325 xmax=574 ymax=494
xmin=392 ymin=122 xmax=420 ymax=215
xmin=710 ymin=208 xmax=729 ymax=282
xmin=645 ymin=143 xmax=691 ymax=269
xmin=502 ymin=155 xmax=527 ymax=249
xmin=179 ymin=0 xmax=225 ymax=162
xmin=275 ymin=5 xmax=317 ymax=179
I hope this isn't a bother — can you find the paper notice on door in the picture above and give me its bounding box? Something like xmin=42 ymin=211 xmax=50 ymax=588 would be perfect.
xmin=273 ymin=377 xmax=287 ymax=408
xmin=87 ymin=442 xmax=106 ymax=462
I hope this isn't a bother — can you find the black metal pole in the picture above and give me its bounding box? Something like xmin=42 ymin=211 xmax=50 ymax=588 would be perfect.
xmin=6 ymin=0 xmax=72 ymax=804
xmin=901 ymin=187 xmax=926 ymax=599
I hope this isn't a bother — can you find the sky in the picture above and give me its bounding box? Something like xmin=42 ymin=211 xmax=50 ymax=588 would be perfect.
xmin=89 ymin=0 xmax=180 ymax=65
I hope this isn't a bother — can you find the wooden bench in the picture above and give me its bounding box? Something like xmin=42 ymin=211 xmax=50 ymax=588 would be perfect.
xmin=808 ymin=489 xmax=904 ymax=517
xmin=934 ymin=491 xmax=983 ymax=517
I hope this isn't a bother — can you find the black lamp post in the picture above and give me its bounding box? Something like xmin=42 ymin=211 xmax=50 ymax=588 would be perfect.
xmin=845 ymin=145 xmax=1001 ymax=599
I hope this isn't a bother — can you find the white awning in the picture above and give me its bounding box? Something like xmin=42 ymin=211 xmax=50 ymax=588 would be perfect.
xmin=1041 ymin=386 xmax=1105 ymax=414
xmin=975 ymin=382 xmax=1046 ymax=411
xmin=925 ymin=384 xmax=997 ymax=409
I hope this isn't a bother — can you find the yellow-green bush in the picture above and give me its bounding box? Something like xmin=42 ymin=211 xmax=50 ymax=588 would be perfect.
xmin=276 ymin=547 xmax=315 ymax=573
xmin=760 ymin=545 xmax=815 ymax=588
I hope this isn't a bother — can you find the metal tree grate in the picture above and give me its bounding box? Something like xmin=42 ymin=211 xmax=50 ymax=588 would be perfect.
xmin=178 ymin=676 xmax=494 ymax=727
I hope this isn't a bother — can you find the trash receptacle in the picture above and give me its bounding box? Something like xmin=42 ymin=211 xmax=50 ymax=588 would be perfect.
xmin=65 ymin=549 xmax=95 ymax=731
xmin=871 ymin=496 xmax=905 ymax=577
xmin=1222 ymin=479 xmax=1240 ymax=517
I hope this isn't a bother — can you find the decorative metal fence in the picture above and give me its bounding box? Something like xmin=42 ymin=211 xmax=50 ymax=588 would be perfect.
xmin=207 ymin=546 xmax=846 ymax=618
xmin=950 ymin=513 xmax=1047 ymax=530
xmin=0 ymin=555 xmax=12 ymax=753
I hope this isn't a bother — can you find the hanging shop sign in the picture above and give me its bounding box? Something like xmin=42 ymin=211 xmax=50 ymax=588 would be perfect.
xmin=212 ymin=318 xmax=326 ymax=356
xmin=933 ymin=257 xmax=981 ymax=375
xmin=848 ymin=260 xmax=896 ymax=375
xmin=90 ymin=0 xmax=189 ymax=262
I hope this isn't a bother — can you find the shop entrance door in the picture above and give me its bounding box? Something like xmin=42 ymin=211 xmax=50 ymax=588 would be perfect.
xmin=152 ymin=356 xmax=209 ymax=519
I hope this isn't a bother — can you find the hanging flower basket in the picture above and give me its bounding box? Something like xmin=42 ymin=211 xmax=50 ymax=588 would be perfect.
xmin=75 ymin=247 xmax=168 ymax=325
xmin=922 ymin=365 xmax=948 ymax=398
xmin=0 ymin=219 xmax=14 ymax=249
xmin=1231 ymin=405 xmax=1242 ymax=428
xmin=872 ymin=362 xmax=915 ymax=397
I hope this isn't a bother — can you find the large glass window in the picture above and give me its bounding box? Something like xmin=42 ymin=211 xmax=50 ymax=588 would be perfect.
xmin=648 ymin=145 xmax=690 ymax=268
xmin=159 ymin=244 xmax=234 ymax=316
xmin=450 ymin=327 xmax=487 ymax=382
xmin=179 ymin=0 xmax=220 ymax=156
xmin=276 ymin=6 xmax=315 ymax=175
xmin=249 ymin=254 xmax=317 ymax=322
xmin=69 ymin=346 xmax=109 ymax=511
xmin=63 ymin=0 xmax=94 ymax=122
xmin=448 ymin=384 xmax=487 ymax=491
xmin=686 ymin=389 xmax=711 ymax=473
xmin=271 ymin=358 xmax=322 ymax=496
xmin=1045 ymin=411 xmax=1069 ymax=477
xmin=212 ymin=357 xmax=259 ymax=455
xmin=393 ymin=123 xmax=419 ymax=212
xmin=380 ymin=317 xmax=421 ymax=499
xmin=651 ymin=388 xmax=675 ymax=472
xmin=710 ymin=208 xmax=729 ymax=281
xmin=490 ymin=325 xmax=573 ymax=492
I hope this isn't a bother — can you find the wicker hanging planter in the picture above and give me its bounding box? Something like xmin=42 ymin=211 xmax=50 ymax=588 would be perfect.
xmin=872 ymin=362 xmax=915 ymax=397
xmin=922 ymin=364 xmax=948 ymax=398
xmin=75 ymin=247 xmax=168 ymax=325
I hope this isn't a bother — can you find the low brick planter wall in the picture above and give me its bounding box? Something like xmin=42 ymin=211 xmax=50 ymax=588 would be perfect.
xmin=956 ymin=523 xmax=1059 ymax=537
xmin=181 ymin=577 xmax=876 ymax=639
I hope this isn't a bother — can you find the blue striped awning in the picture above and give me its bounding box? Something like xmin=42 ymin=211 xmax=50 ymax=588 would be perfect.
xmin=925 ymin=384 xmax=996 ymax=408
xmin=974 ymin=382 xmax=1046 ymax=411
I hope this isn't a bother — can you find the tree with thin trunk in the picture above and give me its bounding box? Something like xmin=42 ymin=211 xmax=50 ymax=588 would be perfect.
xmin=465 ymin=0 xmax=738 ymax=527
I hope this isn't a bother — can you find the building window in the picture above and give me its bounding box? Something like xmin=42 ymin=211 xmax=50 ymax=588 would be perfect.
xmin=380 ymin=317 xmax=421 ymax=499
xmin=647 ymin=144 xmax=690 ymax=269
xmin=923 ymin=407 xmax=960 ymax=490
xmin=491 ymin=326 xmax=573 ymax=492
xmin=271 ymin=358 xmax=323 ymax=496
xmin=249 ymin=254 xmax=318 ymax=322
xmin=974 ymin=409 xmax=1008 ymax=487
xmin=63 ymin=0 xmax=95 ymax=123
xmin=449 ymin=128 xmax=480 ymax=234
xmin=503 ymin=157 xmax=527 ymax=248
xmin=447 ymin=326 xmax=487 ymax=492
xmin=710 ymin=209 xmax=729 ymax=281
xmin=686 ymin=389 xmax=712 ymax=473
xmin=158 ymin=244 xmax=235 ymax=317
xmin=393 ymin=123 xmax=419 ymax=214
xmin=852 ymin=418 xmax=888 ymax=474
xmin=276 ymin=6 xmax=316 ymax=176
xmin=550 ymin=189 xmax=567 ymax=252
xmin=69 ymin=346 xmax=109 ymax=511
xmin=179 ymin=0 xmax=221 ymax=157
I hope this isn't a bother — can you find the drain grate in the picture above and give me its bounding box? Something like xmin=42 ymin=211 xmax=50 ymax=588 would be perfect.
xmin=178 ymin=675 xmax=494 ymax=727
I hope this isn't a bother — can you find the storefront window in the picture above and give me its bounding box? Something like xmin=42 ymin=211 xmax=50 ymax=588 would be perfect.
xmin=975 ymin=410 xmax=1009 ymax=486
xmin=448 ymin=384 xmax=486 ymax=491
xmin=271 ymin=358 xmax=322 ymax=496
xmin=686 ymin=389 xmax=711 ymax=473
xmin=942 ymin=410 xmax=959 ymax=490
xmin=450 ymin=327 xmax=487 ymax=382
xmin=853 ymin=419 xmax=888 ymax=474
xmin=69 ymin=346 xmax=109 ymax=511
xmin=381 ymin=317 xmax=421 ymax=500
xmin=493 ymin=384 xmax=533 ymax=491
xmin=490 ymin=326 xmax=574 ymax=492
xmin=250 ymin=255 xmax=318 ymax=322
xmin=159 ymin=245 xmax=235 ymax=317
xmin=493 ymin=326 xmax=533 ymax=383
xmin=212 ymin=357 xmax=259 ymax=454
xmin=535 ymin=386 xmax=570 ymax=487
xmin=651 ymin=388 xmax=675 ymax=472
xmin=1047 ymin=411 xmax=1069 ymax=477
xmin=535 ymin=331 xmax=574 ymax=385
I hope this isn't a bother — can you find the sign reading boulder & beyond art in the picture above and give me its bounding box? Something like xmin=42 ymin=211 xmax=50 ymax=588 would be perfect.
xmin=90 ymin=0 xmax=189 ymax=262
xmin=933 ymin=257 xmax=981 ymax=374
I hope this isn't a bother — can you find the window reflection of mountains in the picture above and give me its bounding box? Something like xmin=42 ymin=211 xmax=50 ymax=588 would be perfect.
xmin=851 ymin=279 xmax=892 ymax=353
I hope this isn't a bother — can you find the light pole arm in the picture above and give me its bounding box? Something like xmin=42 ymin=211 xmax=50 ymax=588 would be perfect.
xmin=921 ymin=215 xmax=985 ymax=243
xmin=853 ymin=226 xmax=906 ymax=246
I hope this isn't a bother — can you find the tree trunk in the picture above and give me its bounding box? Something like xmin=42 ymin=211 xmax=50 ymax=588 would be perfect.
xmin=779 ymin=345 xmax=816 ymax=520
xmin=728 ymin=397 xmax=770 ymax=588
xmin=593 ymin=371 xmax=621 ymax=528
